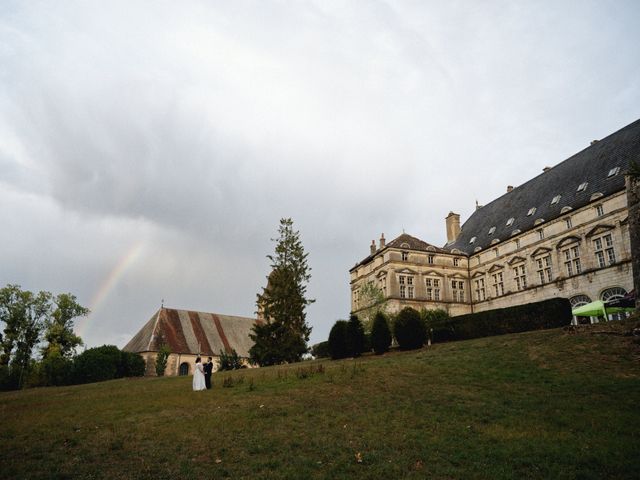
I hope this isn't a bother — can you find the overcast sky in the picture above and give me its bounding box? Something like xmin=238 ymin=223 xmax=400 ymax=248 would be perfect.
xmin=1 ymin=0 xmax=639 ymax=349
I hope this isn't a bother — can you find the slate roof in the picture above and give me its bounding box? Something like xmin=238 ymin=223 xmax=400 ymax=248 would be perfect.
xmin=446 ymin=119 xmax=640 ymax=255
xmin=351 ymin=233 xmax=447 ymax=271
xmin=123 ymin=308 xmax=257 ymax=357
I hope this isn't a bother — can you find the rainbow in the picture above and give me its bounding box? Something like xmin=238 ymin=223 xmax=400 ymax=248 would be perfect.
xmin=75 ymin=241 xmax=145 ymax=338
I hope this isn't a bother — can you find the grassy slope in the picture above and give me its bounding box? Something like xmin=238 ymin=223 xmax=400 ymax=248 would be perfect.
xmin=1 ymin=323 xmax=639 ymax=480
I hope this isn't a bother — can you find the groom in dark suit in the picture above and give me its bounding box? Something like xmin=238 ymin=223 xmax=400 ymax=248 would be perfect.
xmin=204 ymin=357 xmax=213 ymax=390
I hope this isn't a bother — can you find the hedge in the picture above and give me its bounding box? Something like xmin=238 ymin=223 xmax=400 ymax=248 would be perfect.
xmin=432 ymin=297 xmax=572 ymax=343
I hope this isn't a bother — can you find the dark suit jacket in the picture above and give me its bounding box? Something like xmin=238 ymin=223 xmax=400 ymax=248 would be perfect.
xmin=204 ymin=362 xmax=213 ymax=376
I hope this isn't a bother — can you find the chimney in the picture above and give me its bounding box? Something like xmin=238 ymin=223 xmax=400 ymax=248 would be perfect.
xmin=507 ymin=185 xmax=513 ymax=193
xmin=379 ymin=233 xmax=386 ymax=249
xmin=543 ymin=166 xmax=551 ymax=173
xmin=590 ymin=139 xmax=599 ymax=145
xmin=475 ymin=200 xmax=483 ymax=211
xmin=445 ymin=211 xmax=461 ymax=243
xmin=370 ymin=240 xmax=376 ymax=255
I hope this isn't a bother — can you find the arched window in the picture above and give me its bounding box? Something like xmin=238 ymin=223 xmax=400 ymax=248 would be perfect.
xmin=179 ymin=362 xmax=190 ymax=376
xmin=601 ymin=287 xmax=628 ymax=321
xmin=569 ymin=295 xmax=592 ymax=326
xmin=600 ymin=287 xmax=626 ymax=302
xmin=569 ymin=295 xmax=591 ymax=308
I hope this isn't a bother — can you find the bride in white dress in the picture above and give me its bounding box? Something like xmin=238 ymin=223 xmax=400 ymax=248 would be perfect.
xmin=193 ymin=357 xmax=206 ymax=391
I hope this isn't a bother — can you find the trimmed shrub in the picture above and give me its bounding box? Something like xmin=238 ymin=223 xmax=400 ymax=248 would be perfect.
xmin=311 ymin=341 xmax=330 ymax=358
xmin=394 ymin=307 xmax=427 ymax=350
xmin=371 ymin=311 xmax=391 ymax=354
xmin=328 ymin=320 xmax=349 ymax=359
xmin=346 ymin=314 xmax=366 ymax=357
xmin=432 ymin=298 xmax=572 ymax=343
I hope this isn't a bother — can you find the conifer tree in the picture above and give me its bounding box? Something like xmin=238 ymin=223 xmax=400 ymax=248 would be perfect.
xmin=250 ymin=218 xmax=314 ymax=365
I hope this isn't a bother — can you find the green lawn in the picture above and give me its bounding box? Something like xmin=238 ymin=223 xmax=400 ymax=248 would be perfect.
xmin=1 ymin=321 xmax=639 ymax=479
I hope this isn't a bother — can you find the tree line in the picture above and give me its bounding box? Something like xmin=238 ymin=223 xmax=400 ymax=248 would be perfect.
xmin=0 ymin=284 xmax=144 ymax=390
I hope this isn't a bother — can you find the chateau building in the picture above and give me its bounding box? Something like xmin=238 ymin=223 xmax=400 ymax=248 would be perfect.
xmin=124 ymin=307 xmax=256 ymax=376
xmin=350 ymin=119 xmax=640 ymax=320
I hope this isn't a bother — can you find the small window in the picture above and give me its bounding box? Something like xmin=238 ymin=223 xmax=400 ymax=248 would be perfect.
xmin=453 ymin=257 xmax=460 ymax=267
xmin=527 ymin=207 xmax=536 ymax=216
xmin=506 ymin=218 xmax=514 ymax=226
xmin=401 ymin=251 xmax=409 ymax=261
xmin=577 ymin=182 xmax=588 ymax=192
xmin=469 ymin=237 xmax=476 ymax=244
xmin=551 ymin=195 xmax=561 ymax=205
xmin=595 ymin=205 xmax=604 ymax=217
xmin=538 ymin=229 xmax=544 ymax=240
xmin=515 ymin=238 xmax=521 ymax=249
xmin=565 ymin=217 xmax=572 ymax=229
xmin=428 ymin=255 xmax=434 ymax=264
xmin=488 ymin=226 xmax=496 ymax=235
xmin=607 ymin=166 xmax=620 ymax=177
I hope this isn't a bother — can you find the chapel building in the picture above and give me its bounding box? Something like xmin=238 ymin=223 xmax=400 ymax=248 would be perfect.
xmin=350 ymin=119 xmax=640 ymax=319
xmin=123 ymin=307 xmax=256 ymax=376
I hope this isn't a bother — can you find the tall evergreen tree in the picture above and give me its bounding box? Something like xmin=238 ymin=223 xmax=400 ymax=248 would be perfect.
xmin=250 ymin=218 xmax=314 ymax=365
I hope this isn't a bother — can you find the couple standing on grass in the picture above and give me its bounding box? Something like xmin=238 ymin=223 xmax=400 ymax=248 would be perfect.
xmin=193 ymin=356 xmax=213 ymax=391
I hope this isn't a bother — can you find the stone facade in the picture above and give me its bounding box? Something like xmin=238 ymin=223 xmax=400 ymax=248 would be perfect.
xmin=350 ymin=119 xmax=639 ymax=319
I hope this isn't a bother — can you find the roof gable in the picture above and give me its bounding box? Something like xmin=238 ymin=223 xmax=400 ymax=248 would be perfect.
xmin=123 ymin=308 xmax=257 ymax=357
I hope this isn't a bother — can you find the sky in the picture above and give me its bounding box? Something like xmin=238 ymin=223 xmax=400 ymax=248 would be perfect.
xmin=1 ymin=0 xmax=639 ymax=350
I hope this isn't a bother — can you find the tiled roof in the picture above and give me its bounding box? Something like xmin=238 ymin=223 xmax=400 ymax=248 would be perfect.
xmin=351 ymin=233 xmax=447 ymax=270
xmin=123 ymin=308 xmax=257 ymax=357
xmin=446 ymin=119 xmax=640 ymax=254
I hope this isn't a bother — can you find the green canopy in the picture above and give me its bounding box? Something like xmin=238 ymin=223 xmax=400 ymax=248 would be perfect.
xmin=572 ymin=300 xmax=635 ymax=317
xmin=572 ymin=300 xmax=607 ymax=317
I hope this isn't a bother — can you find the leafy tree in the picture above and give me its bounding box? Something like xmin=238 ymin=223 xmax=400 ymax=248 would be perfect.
xmin=250 ymin=218 xmax=314 ymax=365
xmin=346 ymin=314 xmax=366 ymax=357
xmin=0 ymin=285 xmax=52 ymax=387
xmin=155 ymin=344 xmax=170 ymax=376
xmin=328 ymin=320 xmax=349 ymax=360
xmin=356 ymin=282 xmax=388 ymax=333
xmin=371 ymin=311 xmax=392 ymax=355
xmin=42 ymin=293 xmax=88 ymax=359
xmin=394 ymin=307 xmax=427 ymax=350
xmin=219 ymin=349 xmax=244 ymax=371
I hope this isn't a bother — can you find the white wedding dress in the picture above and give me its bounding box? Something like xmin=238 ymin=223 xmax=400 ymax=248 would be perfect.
xmin=193 ymin=362 xmax=206 ymax=391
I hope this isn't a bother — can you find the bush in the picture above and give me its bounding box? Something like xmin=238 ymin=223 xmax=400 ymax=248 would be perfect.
xmin=394 ymin=307 xmax=427 ymax=350
xmin=219 ymin=349 xmax=243 ymax=371
xmin=73 ymin=345 xmax=122 ymax=384
xmin=120 ymin=351 xmax=146 ymax=377
xmin=310 ymin=341 xmax=330 ymax=358
xmin=328 ymin=320 xmax=349 ymax=359
xmin=371 ymin=311 xmax=392 ymax=354
xmin=432 ymin=298 xmax=572 ymax=343
xmin=346 ymin=315 xmax=366 ymax=357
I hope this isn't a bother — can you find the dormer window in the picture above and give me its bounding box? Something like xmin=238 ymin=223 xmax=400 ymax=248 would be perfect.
xmin=469 ymin=236 xmax=476 ymax=244
xmin=577 ymin=182 xmax=588 ymax=192
xmin=488 ymin=226 xmax=496 ymax=235
xmin=506 ymin=218 xmax=514 ymax=226
xmin=527 ymin=207 xmax=536 ymax=216
xmin=551 ymin=195 xmax=561 ymax=205
xmin=607 ymin=166 xmax=620 ymax=177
